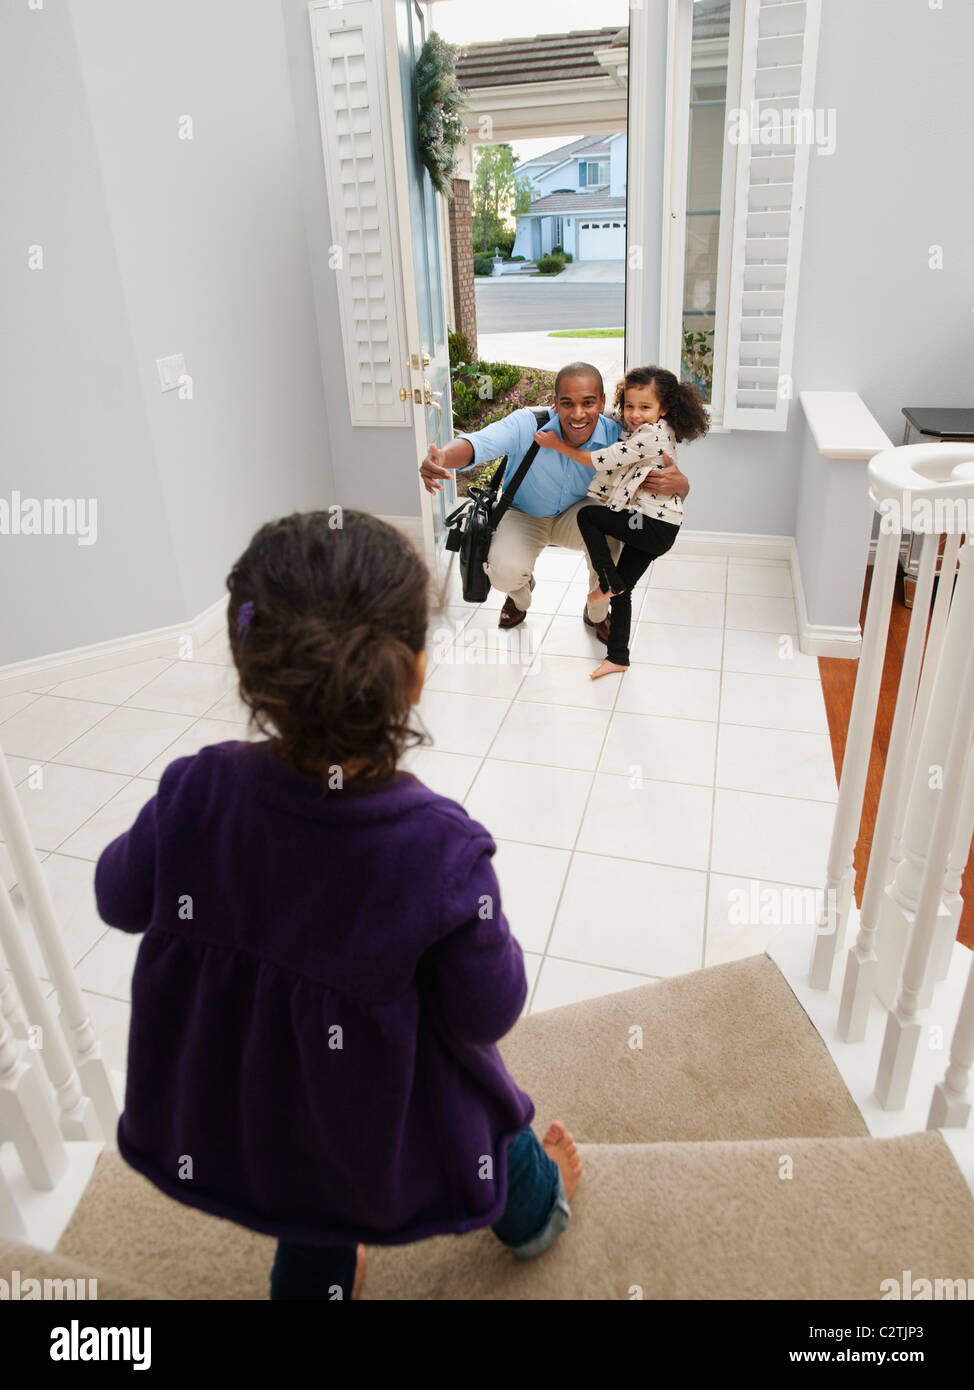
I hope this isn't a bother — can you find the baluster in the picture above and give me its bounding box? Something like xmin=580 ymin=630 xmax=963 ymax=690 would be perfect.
xmin=932 ymin=735 xmax=974 ymax=986
xmin=0 ymin=749 xmax=118 ymax=1138
xmin=886 ymin=531 xmax=962 ymax=881
xmin=0 ymin=765 xmax=100 ymax=1143
xmin=0 ymin=962 xmax=68 ymax=1189
xmin=838 ymin=531 xmax=939 ymax=1040
xmin=876 ymin=540 xmax=974 ymax=1108
xmin=928 ymin=941 xmax=974 ymax=1129
xmin=809 ymin=525 xmax=900 ymax=990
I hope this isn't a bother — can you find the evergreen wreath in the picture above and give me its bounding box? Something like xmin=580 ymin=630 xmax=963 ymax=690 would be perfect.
xmin=415 ymin=32 xmax=467 ymax=198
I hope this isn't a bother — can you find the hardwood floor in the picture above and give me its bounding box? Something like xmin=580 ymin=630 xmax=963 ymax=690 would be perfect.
xmin=818 ymin=565 xmax=974 ymax=950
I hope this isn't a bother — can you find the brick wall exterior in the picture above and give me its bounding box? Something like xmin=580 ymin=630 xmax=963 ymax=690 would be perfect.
xmin=447 ymin=177 xmax=477 ymax=360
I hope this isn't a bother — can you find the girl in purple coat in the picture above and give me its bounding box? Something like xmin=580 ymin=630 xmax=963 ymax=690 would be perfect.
xmin=95 ymin=510 xmax=580 ymax=1300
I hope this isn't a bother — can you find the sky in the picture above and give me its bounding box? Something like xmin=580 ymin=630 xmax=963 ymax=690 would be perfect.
xmin=431 ymin=0 xmax=631 ymax=163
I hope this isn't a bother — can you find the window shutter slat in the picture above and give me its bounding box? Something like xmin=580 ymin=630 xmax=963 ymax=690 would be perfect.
xmin=721 ymin=0 xmax=822 ymax=431
xmin=311 ymin=2 xmax=410 ymax=428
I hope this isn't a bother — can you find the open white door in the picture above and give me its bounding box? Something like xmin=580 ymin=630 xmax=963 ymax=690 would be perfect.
xmin=308 ymin=0 xmax=455 ymax=585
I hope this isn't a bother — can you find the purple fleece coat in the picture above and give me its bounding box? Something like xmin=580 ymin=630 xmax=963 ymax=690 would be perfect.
xmin=94 ymin=740 xmax=534 ymax=1246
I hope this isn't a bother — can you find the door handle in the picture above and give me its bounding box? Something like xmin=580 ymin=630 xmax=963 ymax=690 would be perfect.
xmin=424 ymin=380 xmax=443 ymax=444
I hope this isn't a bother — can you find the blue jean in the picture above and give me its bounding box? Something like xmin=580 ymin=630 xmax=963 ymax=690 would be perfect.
xmin=269 ymin=1126 xmax=570 ymax=1300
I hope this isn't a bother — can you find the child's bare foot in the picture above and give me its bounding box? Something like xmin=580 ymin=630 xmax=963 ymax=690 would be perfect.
xmin=590 ymin=658 xmax=628 ymax=680
xmin=353 ymin=1244 xmax=367 ymax=1298
xmin=587 ymin=585 xmax=625 ymax=605
xmin=541 ymin=1121 xmax=582 ymax=1200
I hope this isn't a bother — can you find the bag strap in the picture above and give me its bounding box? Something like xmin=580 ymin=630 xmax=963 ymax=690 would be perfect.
xmin=490 ymin=407 xmax=552 ymax=532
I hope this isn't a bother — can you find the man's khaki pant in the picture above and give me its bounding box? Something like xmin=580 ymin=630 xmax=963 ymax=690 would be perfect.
xmin=485 ymin=500 xmax=623 ymax=621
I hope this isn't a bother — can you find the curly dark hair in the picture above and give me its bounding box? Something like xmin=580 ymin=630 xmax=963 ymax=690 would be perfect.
xmin=226 ymin=510 xmax=431 ymax=791
xmin=612 ymin=366 xmax=710 ymax=444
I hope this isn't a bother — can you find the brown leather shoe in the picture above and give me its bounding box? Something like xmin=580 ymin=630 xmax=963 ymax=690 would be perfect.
xmin=582 ymin=609 xmax=611 ymax=644
xmin=499 ymin=595 xmax=527 ymax=629
xmin=498 ymin=576 xmax=535 ymax=630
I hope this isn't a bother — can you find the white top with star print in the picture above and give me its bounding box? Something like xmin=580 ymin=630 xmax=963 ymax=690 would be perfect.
xmin=585 ymin=416 xmax=683 ymax=526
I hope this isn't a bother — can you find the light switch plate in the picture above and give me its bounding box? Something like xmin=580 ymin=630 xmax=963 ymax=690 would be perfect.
xmin=156 ymin=354 xmax=186 ymax=392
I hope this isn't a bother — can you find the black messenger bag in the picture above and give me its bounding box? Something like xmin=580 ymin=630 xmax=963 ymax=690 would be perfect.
xmin=444 ymin=406 xmax=551 ymax=603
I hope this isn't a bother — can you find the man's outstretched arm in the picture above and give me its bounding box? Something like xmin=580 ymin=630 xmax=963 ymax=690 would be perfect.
xmin=419 ymin=438 xmax=475 ymax=493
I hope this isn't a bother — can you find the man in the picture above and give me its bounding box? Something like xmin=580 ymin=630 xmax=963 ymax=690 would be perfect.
xmin=419 ymin=362 xmax=690 ymax=640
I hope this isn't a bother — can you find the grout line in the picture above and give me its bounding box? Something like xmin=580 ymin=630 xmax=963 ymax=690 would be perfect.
xmin=700 ymin=561 xmax=730 ymax=971
xmin=525 ymin=620 xmax=630 ymax=1016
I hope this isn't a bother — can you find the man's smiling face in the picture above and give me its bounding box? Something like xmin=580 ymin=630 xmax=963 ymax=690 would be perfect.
xmin=555 ymin=373 xmax=605 ymax=448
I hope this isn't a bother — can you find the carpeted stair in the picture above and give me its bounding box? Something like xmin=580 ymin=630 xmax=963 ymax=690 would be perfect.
xmin=3 ymin=954 xmax=974 ymax=1299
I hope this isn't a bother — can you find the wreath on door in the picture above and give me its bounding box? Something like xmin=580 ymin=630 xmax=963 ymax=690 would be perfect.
xmin=415 ymin=32 xmax=467 ymax=198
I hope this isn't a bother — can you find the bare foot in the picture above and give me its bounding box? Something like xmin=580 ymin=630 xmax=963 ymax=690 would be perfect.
xmin=590 ymin=658 xmax=628 ymax=680
xmin=587 ymin=585 xmax=625 ymax=605
xmin=353 ymin=1244 xmax=367 ymax=1299
xmin=541 ymin=1120 xmax=582 ymax=1201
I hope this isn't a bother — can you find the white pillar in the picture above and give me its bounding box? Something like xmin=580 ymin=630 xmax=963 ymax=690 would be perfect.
xmin=838 ymin=531 xmax=939 ymax=1040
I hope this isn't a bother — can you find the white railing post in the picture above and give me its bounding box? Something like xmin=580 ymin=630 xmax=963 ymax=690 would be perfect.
xmin=934 ymin=737 xmax=974 ymax=985
xmin=0 ymin=877 xmax=96 ymax=1142
xmin=928 ymin=942 xmax=974 ymax=1130
xmin=0 ymin=748 xmax=118 ymax=1140
xmin=838 ymin=531 xmax=938 ymax=1040
xmin=0 ymin=973 xmax=69 ymax=1190
xmin=876 ymin=540 xmax=974 ymax=1109
xmin=809 ymin=525 xmax=900 ymax=991
xmin=886 ymin=531 xmax=963 ymax=881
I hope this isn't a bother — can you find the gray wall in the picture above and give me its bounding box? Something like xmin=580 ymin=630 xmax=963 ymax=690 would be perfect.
xmin=648 ymin=0 xmax=974 ymax=537
xmin=2 ymin=0 xmax=340 ymax=666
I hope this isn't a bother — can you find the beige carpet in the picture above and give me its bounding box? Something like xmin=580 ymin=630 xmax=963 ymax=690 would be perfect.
xmin=6 ymin=952 xmax=966 ymax=1299
xmin=499 ymin=954 xmax=869 ymax=1143
xmin=42 ymin=1132 xmax=974 ymax=1300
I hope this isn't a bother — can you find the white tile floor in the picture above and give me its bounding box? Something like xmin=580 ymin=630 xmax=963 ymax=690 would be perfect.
xmin=0 ymin=545 xmax=839 ymax=1071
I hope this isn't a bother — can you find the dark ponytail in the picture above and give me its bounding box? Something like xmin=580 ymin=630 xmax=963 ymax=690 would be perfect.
xmin=226 ymin=510 xmax=431 ymax=789
xmin=613 ymin=366 xmax=710 ymax=444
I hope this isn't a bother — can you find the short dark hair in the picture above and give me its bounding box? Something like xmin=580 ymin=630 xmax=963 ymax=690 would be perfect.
xmin=226 ymin=510 xmax=431 ymax=789
xmin=554 ymin=361 xmax=604 ymax=398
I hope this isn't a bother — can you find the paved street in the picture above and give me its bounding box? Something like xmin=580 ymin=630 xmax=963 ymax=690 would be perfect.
xmin=475 ymin=274 xmax=626 ymax=334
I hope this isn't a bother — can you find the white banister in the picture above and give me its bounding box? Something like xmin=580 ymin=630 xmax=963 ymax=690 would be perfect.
xmin=837 ymin=530 xmax=939 ymax=1040
xmin=876 ymin=559 xmax=974 ymax=1109
xmin=0 ymin=748 xmax=118 ymax=1141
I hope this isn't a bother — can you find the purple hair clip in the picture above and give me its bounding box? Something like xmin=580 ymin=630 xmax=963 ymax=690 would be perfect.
xmin=237 ymin=600 xmax=255 ymax=647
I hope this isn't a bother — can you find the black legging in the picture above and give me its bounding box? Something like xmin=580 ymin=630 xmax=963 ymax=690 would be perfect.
xmin=576 ymin=506 xmax=681 ymax=666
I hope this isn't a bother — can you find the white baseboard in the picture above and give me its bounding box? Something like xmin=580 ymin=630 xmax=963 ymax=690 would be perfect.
xmin=788 ymin=538 xmax=862 ymax=660
xmin=0 ymin=597 xmax=229 ymax=698
xmin=673 ymin=529 xmax=792 ymax=561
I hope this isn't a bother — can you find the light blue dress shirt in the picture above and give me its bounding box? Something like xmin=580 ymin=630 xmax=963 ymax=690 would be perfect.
xmin=456 ymin=407 xmax=624 ymax=519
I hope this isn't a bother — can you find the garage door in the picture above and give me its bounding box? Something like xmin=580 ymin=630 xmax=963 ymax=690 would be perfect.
xmin=578 ymin=219 xmax=626 ymax=260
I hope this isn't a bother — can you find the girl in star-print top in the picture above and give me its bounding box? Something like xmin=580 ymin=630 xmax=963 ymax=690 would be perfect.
xmin=536 ymin=365 xmax=709 ymax=680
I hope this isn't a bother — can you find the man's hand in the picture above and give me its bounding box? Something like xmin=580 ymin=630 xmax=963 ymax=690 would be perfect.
xmin=419 ymin=442 xmax=452 ymax=494
xmin=641 ymin=452 xmax=689 ymax=501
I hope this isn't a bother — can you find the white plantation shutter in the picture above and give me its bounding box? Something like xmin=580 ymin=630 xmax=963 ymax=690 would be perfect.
xmin=310 ymin=2 xmax=411 ymax=427
xmin=720 ymin=0 xmax=822 ymax=430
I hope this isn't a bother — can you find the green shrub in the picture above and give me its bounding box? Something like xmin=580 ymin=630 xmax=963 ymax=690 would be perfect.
xmin=536 ymin=253 xmax=566 ymax=275
xmin=474 ymin=230 xmax=515 ymax=259
xmin=507 ymin=254 xmax=526 ymax=262
xmin=448 ymin=330 xmax=472 ymax=368
xmin=552 ymin=245 xmax=574 ymax=263
xmin=473 ymin=255 xmax=494 ymax=277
